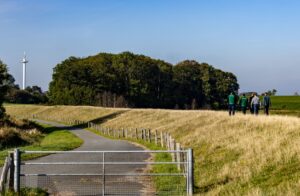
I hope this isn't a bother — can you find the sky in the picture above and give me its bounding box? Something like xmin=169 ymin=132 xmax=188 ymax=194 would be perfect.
xmin=0 ymin=0 xmax=300 ymax=95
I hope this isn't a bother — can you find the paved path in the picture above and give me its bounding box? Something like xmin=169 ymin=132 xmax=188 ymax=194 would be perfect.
xmin=21 ymin=120 xmax=152 ymax=196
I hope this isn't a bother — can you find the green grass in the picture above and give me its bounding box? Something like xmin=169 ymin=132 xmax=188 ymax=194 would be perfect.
xmin=268 ymin=96 xmax=300 ymax=117
xmin=270 ymin=96 xmax=300 ymax=110
xmin=87 ymin=128 xmax=186 ymax=195
xmin=0 ymin=123 xmax=83 ymax=165
xmin=4 ymin=187 xmax=48 ymax=196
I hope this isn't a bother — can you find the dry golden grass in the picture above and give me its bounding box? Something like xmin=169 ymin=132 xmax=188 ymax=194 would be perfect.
xmin=5 ymin=104 xmax=300 ymax=195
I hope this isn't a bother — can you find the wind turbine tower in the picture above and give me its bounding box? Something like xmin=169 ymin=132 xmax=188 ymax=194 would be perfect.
xmin=21 ymin=52 xmax=29 ymax=90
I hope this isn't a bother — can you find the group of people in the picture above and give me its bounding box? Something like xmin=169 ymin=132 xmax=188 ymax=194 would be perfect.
xmin=228 ymin=92 xmax=271 ymax=116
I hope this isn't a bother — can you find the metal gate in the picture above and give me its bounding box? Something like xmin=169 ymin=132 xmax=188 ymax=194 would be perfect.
xmin=9 ymin=149 xmax=193 ymax=195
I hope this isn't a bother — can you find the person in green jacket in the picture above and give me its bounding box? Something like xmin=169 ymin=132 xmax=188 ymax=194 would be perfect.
xmin=239 ymin=93 xmax=248 ymax=114
xmin=228 ymin=92 xmax=235 ymax=116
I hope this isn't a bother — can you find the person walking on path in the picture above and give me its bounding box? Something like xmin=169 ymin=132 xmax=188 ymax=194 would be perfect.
xmin=248 ymin=93 xmax=255 ymax=114
xmin=228 ymin=92 xmax=236 ymax=116
xmin=263 ymin=93 xmax=271 ymax=115
xmin=239 ymin=94 xmax=248 ymax=114
xmin=251 ymin=93 xmax=260 ymax=115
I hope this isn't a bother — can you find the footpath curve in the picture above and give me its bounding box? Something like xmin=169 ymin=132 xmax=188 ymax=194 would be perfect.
xmin=21 ymin=120 xmax=151 ymax=195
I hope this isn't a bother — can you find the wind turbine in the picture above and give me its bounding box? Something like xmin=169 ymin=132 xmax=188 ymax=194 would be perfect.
xmin=21 ymin=52 xmax=29 ymax=90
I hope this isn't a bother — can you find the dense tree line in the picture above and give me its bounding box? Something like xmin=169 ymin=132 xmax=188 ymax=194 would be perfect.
xmin=0 ymin=60 xmax=10 ymax=119
xmin=5 ymin=85 xmax=48 ymax=104
xmin=49 ymin=52 xmax=239 ymax=109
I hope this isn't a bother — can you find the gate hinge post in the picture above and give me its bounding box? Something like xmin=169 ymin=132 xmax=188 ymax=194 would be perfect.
xmin=13 ymin=148 xmax=21 ymax=193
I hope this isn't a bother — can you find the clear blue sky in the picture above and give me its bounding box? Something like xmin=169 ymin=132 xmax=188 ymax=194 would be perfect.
xmin=1 ymin=0 xmax=300 ymax=95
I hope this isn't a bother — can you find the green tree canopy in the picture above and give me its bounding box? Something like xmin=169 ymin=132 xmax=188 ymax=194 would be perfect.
xmin=0 ymin=60 xmax=10 ymax=119
xmin=48 ymin=52 xmax=239 ymax=109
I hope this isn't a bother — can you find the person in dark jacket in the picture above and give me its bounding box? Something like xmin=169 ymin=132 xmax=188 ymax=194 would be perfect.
xmin=239 ymin=94 xmax=248 ymax=114
xmin=263 ymin=93 xmax=271 ymax=115
xmin=248 ymin=93 xmax=255 ymax=114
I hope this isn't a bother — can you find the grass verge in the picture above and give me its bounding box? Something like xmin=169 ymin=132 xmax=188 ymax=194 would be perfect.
xmin=4 ymin=187 xmax=48 ymax=196
xmin=0 ymin=123 xmax=83 ymax=166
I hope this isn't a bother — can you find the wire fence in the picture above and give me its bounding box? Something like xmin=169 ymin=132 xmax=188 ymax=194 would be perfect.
xmin=6 ymin=149 xmax=193 ymax=195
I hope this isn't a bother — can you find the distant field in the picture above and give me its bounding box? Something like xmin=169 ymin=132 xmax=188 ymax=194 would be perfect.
xmin=5 ymin=104 xmax=300 ymax=195
xmin=270 ymin=96 xmax=300 ymax=117
xmin=271 ymin=96 xmax=300 ymax=110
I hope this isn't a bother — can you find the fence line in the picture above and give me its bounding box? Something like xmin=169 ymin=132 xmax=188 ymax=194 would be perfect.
xmin=87 ymin=122 xmax=190 ymax=175
xmin=15 ymin=114 xmax=194 ymax=194
xmin=29 ymin=114 xmax=185 ymax=157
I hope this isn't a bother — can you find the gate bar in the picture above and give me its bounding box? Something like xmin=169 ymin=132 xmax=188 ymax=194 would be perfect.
xmin=21 ymin=150 xmax=188 ymax=153
xmin=22 ymin=161 xmax=188 ymax=165
xmin=20 ymin=173 xmax=186 ymax=176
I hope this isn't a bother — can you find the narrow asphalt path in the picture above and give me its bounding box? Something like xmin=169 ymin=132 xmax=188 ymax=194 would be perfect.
xmin=21 ymin=120 xmax=152 ymax=196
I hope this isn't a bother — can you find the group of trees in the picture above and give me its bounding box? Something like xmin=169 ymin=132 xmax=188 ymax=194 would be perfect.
xmin=49 ymin=52 xmax=239 ymax=109
xmin=5 ymin=85 xmax=48 ymax=104
xmin=1 ymin=52 xmax=240 ymax=111
xmin=266 ymin=89 xmax=277 ymax=96
xmin=0 ymin=60 xmax=10 ymax=120
xmin=0 ymin=60 xmax=47 ymax=119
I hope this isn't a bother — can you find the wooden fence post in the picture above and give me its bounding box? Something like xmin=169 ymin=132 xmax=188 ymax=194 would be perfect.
xmin=155 ymin=130 xmax=158 ymax=145
xmin=170 ymin=138 xmax=175 ymax=162
xmin=142 ymin=129 xmax=144 ymax=141
xmin=166 ymin=133 xmax=170 ymax=150
xmin=135 ymin=128 xmax=138 ymax=139
xmin=176 ymin=143 xmax=181 ymax=171
xmin=148 ymin=129 xmax=151 ymax=143
xmin=129 ymin=128 xmax=132 ymax=138
xmin=160 ymin=132 xmax=164 ymax=147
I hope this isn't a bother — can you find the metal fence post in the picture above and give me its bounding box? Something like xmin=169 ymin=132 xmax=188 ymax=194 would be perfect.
xmin=9 ymin=152 xmax=14 ymax=190
xmin=13 ymin=148 xmax=20 ymax=193
xmin=102 ymin=152 xmax=105 ymax=196
xmin=187 ymin=148 xmax=194 ymax=195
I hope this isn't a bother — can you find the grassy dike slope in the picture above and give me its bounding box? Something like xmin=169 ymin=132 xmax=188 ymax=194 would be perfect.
xmin=5 ymin=105 xmax=300 ymax=195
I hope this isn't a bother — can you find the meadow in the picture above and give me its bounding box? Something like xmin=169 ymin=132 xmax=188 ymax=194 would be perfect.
xmin=269 ymin=96 xmax=300 ymax=117
xmin=270 ymin=96 xmax=300 ymax=110
xmin=5 ymin=104 xmax=300 ymax=195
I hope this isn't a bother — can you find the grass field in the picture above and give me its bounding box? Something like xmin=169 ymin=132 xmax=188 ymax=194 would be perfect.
xmin=0 ymin=123 xmax=83 ymax=165
xmin=269 ymin=96 xmax=300 ymax=117
xmin=270 ymin=96 xmax=300 ymax=110
xmin=5 ymin=104 xmax=300 ymax=195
